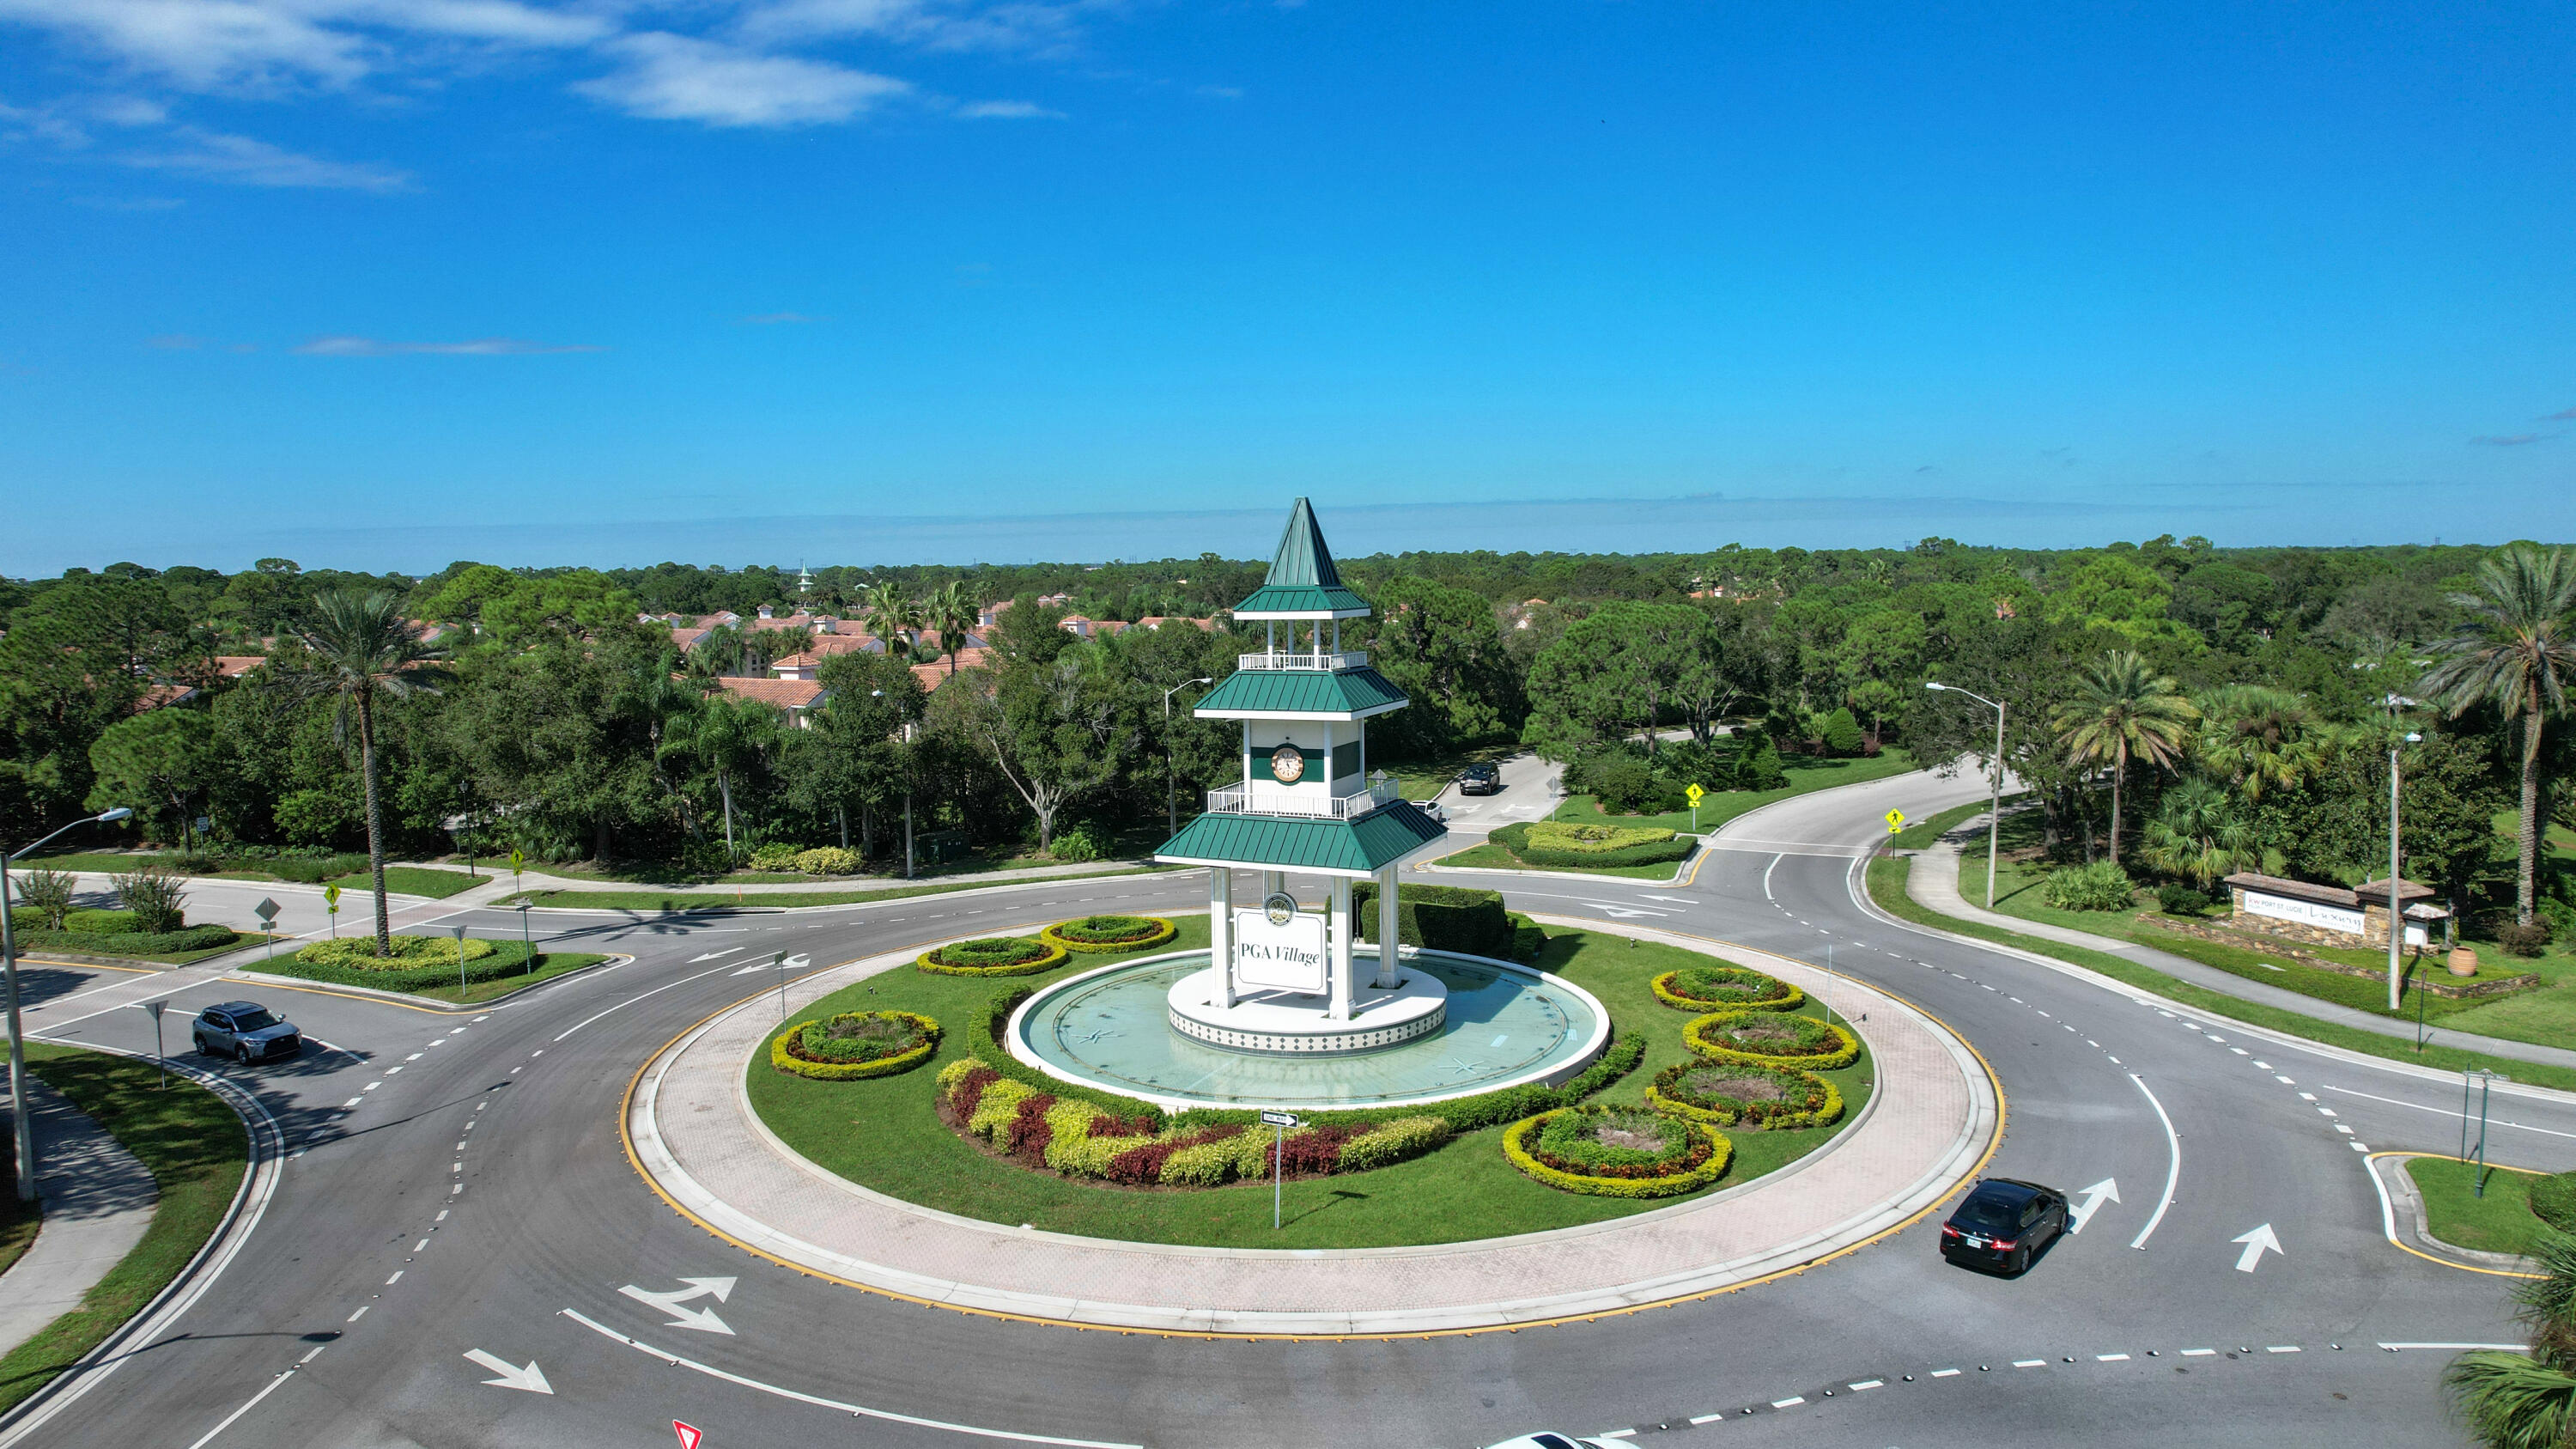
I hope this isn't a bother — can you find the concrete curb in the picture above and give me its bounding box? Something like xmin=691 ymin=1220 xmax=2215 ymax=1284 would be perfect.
xmin=624 ymin=914 xmax=1999 ymax=1336
xmin=1419 ymin=840 xmax=1704 ymax=887
xmin=2367 ymin=1153 xmax=2543 ymax=1275
xmin=228 ymin=953 xmax=636 ymax=1014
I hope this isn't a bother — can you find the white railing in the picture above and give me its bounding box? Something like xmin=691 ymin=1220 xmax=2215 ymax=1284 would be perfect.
xmin=1206 ymin=778 xmax=1399 ymax=820
xmin=1236 ymin=649 xmax=1368 ymax=673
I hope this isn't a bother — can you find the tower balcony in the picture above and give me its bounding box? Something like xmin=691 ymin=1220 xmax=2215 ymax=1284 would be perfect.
xmin=1236 ymin=648 xmax=1369 ymax=673
xmin=1205 ymin=778 xmax=1400 ymax=821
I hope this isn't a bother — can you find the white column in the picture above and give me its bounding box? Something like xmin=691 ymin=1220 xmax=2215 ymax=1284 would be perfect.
xmin=1373 ymin=864 xmax=1401 ymax=987
xmin=1210 ymin=868 xmax=1236 ymax=1008
xmin=1262 ymin=870 xmax=1285 ymax=900
xmin=1328 ymin=876 xmax=1354 ymax=1020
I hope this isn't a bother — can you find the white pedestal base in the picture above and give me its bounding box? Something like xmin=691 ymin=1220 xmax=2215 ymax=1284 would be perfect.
xmin=1165 ymin=960 xmax=1447 ymax=1055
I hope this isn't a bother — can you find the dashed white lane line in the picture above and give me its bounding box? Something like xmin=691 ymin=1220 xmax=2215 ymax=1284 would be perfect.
xmin=1931 ymin=1368 xmax=1961 ymax=1378
xmin=181 ymin=1369 xmax=298 ymax=1449
xmin=1848 ymin=1379 xmax=1883 ymax=1391
xmin=1687 ymin=1414 xmax=1726 ymax=1425
xmin=413 ymin=1239 xmax=429 ymax=1252
xmin=2096 ymin=1353 xmax=2129 ymax=1361
xmin=2181 ymin=1349 xmax=2216 ymax=1356
xmin=2012 ymin=1359 xmax=2046 ymax=1368
xmin=346 ymin=1306 xmax=368 ymax=1322
xmin=1771 ymin=1395 xmax=1807 ymax=1407
xmin=2268 ymin=1346 xmax=2301 ymax=1354
xmin=385 ymin=1271 xmax=403 ymax=1285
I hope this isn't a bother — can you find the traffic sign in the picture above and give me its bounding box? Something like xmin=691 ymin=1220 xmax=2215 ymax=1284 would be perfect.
xmin=253 ymin=897 xmax=281 ymax=924
xmin=1259 ymin=1110 xmax=1298 ymax=1128
xmin=1885 ymin=808 xmax=1907 ymax=835
xmin=673 ymin=1422 xmax=703 ymax=1449
xmin=323 ymin=883 xmax=341 ymax=909
xmin=1684 ymin=782 xmax=1706 ymax=806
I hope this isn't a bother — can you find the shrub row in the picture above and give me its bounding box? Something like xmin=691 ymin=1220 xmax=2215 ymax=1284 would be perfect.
xmin=2532 ymin=1170 xmax=2576 ymax=1233
xmin=298 ymin=934 xmax=495 ymax=967
xmin=1350 ymin=882 xmax=1515 ymax=959
xmin=746 ymin=844 xmax=865 ymax=875
xmin=935 ymin=1059 xmax=1453 ymax=1186
xmin=1502 ymin=1107 xmax=1733 ymax=1198
xmin=1683 ymin=1011 xmax=1861 ymax=1070
xmin=2041 ymin=861 xmax=2137 ymax=912
xmin=1041 ymin=916 xmax=1176 ymax=953
xmin=1489 ymin=822 xmax=1694 ymax=870
xmin=257 ymin=941 xmax=550 ymax=990
xmin=8 ymin=922 xmax=240 ymax=956
xmin=1645 ymin=1061 xmax=1844 ymax=1129
xmin=1526 ymin=822 xmax=1676 ymax=855
xmin=772 ymin=1012 xmax=940 ymax=1081
xmin=917 ymin=937 xmax=1070 ymax=977
xmin=1649 ymin=965 xmax=1804 ymax=1014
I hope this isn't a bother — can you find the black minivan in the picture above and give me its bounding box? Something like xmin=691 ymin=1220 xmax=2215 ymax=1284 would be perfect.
xmin=1940 ymin=1178 xmax=2068 ymax=1275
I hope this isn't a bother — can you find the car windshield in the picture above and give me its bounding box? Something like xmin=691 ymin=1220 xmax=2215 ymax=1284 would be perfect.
xmin=231 ymin=1009 xmax=280 ymax=1032
xmin=1953 ymin=1195 xmax=2020 ymax=1231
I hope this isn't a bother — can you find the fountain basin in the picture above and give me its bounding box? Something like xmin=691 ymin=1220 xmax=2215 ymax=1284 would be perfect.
xmin=1006 ymin=948 xmax=1610 ymax=1111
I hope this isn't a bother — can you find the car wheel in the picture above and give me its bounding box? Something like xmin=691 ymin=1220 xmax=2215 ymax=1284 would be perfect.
xmin=237 ymin=1043 xmax=253 ymax=1064
xmin=2010 ymin=1245 xmax=2030 ymax=1275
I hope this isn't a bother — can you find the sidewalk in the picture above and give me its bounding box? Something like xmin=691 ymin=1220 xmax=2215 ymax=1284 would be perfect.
xmin=0 ymin=1079 xmax=158 ymax=1360
xmin=1905 ymin=826 xmax=2576 ymax=1075
xmin=629 ymin=917 xmax=1995 ymax=1335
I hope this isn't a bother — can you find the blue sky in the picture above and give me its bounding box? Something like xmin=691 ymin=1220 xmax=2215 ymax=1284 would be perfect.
xmin=3 ymin=2 xmax=2570 ymax=574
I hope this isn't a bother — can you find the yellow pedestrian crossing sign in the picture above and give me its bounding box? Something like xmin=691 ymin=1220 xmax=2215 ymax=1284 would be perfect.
xmin=1685 ymin=783 xmax=1706 ymax=806
xmin=1886 ymin=809 xmax=1907 ymax=834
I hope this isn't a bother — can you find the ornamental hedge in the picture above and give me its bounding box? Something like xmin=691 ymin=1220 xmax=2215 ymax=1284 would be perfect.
xmin=1645 ymin=1061 xmax=1844 ymax=1129
xmin=7 ymin=922 xmax=240 ymax=957
xmin=773 ymin=1011 xmax=940 ymax=1081
xmin=1350 ymin=881 xmax=1515 ymax=959
xmin=1041 ymin=916 xmax=1176 ymax=953
xmin=917 ymin=936 xmax=1069 ymax=977
xmin=1684 ymin=1010 xmax=1860 ymax=1071
xmin=299 ymin=934 xmax=496 ymax=968
xmin=1649 ymin=965 xmax=1805 ymax=1014
xmin=1489 ymin=821 xmax=1695 ymax=870
xmin=258 ymin=940 xmax=557 ymax=991
xmin=1503 ymin=1105 xmax=1732 ymax=1198
xmin=935 ymin=1058 xmax=1453 ymax=1186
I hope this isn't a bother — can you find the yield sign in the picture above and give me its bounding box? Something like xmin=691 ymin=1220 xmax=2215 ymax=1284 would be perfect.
xmin=673 ymin=1423 xmax=703 ymax=1449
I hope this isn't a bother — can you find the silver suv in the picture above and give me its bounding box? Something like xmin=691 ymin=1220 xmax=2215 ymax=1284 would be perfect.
xmin=192 ymin=1002 xmax=303 ymax=1063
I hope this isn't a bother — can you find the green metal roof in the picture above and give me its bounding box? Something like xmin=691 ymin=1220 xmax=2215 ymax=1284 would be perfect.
xmin=1153 ymin=801 xmax=1448 ymax=875
xmin=1231 ymin=498 xmax=1371 ymax=617
xmin=1194 ymin=666 xmax=1409 ymax=719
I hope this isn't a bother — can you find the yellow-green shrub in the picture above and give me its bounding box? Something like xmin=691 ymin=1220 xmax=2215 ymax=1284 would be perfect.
xmin=1502 ymin=1111 xmax=1732 ymax=1198
xmin=1649 ymin=967 xmax=1805 ymax=1014
xmin=1683 ymin=1011 xmax=1860 ymax=1070
xmin=298 ymin=934 xmax=495 ymax=967
xmin=917 ymin=937 xmax=1069 ymax=977
xmin=770 ymin=1011 xmax=940 ymax=1081
xmin=1338 ymin=1117 xmax=1451 ymax=1172
xmin=1040 ymin=916 xmax=1176 ymax=953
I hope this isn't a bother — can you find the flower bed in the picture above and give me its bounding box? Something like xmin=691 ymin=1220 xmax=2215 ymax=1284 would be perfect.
xmin=1649 ymin=965 xmax=1805 ymax=1014
xmin=1490 ymin=821 xmax=1694 ymax=870
xmin=916 ymin=936 xmax=1070 ymax=977
xmin=773 ymin=1011 xmax=940 ymax=1081
xmin=935 ymin=1059 xmax=1451 ymax=1186
xmin=1684 ymin=1010 xmax=1860 ymax=1070
xmin=1503 ymin=1105 xmax=1731 ymax=1198
xmin=1645 ymin=1061 xmax=1843 ymax=1129
xmin=1040 ymin=916 xmax=1176 ymax=953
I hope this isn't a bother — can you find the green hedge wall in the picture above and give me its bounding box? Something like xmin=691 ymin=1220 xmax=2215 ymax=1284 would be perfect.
xmin=9 ymin=922 xmax=238 ymax=956
xmin=1490 ymin=821 xmax=1695 ymax=869
xmin=254 ymin=941 xmax=552 ymax=991
xmin=1350 ymin=881 xmax=1515 ymax=959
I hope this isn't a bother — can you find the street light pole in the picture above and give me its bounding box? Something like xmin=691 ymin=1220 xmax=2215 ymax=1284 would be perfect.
xmin=2388 ymin=731 xmax=2421 ymax=1013
xmin=1927 ymin=682 xmax=2007 ymax=909
xmin=1163 ymin=677 xmax=1212 ymax=839
xmin=3 ymin=807 xmax=135 ymax=1202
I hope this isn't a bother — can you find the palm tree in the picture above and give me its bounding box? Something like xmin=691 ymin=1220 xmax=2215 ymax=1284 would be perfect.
xmin=922 ymin=580 xmax=978 ymax=676
xmin=2446 ymin=1229 xmax=2576 ymax=1448
xmin=2052 ymin=650 xmax=2198 ymax=865
xmin=862 ymin=581 xmax=921 ymax=661
xmin=2421 ymin=544 xmax=2576 ymax=927
xmin=279 ymin=590 xmax=449 ymax=956
xmin=658 ymin=692 xmax=777 ymax=861
xmin=2141 ymin=776 xmax=2263 ymax=887
xmin=2194 ymin=684 xmax=2324 ymax=802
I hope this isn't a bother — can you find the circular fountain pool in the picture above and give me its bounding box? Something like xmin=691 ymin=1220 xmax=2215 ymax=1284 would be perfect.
xmin=1005 ymin=949 xmax=1610 ymax=1111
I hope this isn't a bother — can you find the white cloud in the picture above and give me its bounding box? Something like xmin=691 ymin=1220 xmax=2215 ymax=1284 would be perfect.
xmin=577 ymin=32 xmax=908 ymax=126
xmin=119 ymin=125 xmax=410 ymax=189
xmin=294 ymin=335 xmax=605 ymax=355
xmin=0 ymin=0 xmax=608 ymax=92
xmin=955 ymin=98 xmax=1060 ymax=119
xmin=735 ymin=0 xmax=1084 ymax=53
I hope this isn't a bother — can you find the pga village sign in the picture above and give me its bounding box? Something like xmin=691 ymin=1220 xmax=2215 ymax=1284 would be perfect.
xmin=1234 ymin=892 xmax=1329 ymax=994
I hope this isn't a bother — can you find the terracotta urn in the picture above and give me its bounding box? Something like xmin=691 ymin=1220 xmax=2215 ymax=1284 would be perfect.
xmin=2447 ymin=946 xmax=2480 ymax=977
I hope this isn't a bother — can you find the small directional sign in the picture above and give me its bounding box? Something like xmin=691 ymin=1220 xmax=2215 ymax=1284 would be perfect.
xmin=1259 ymin=1110 xmax=1298 ymax=1128
xmin=253 ymin=897 xmax=281 ymax=925
xmin=1684 ymin=782 xmax=1706 ymax=806
xmin=1885 ymin=808 xmax=1907 ymax=834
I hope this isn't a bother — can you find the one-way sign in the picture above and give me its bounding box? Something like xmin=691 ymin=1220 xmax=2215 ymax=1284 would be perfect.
xmin=1259 ymin=1110 xmax=1297 ymax=1127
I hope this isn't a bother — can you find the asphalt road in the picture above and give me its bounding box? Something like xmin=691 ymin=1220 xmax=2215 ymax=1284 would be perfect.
xmin=7 ymin=771 xmax=2567 ymax=1449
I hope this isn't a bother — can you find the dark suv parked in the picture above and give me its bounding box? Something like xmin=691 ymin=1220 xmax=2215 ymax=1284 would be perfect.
xmin=1458 ymin=762 xmax=1504 ymax=795
xmin=193 ymin=1002 xmax=303 ymax=1063
xmin=1940 ymin=1178 xmax=2067 ymax=1275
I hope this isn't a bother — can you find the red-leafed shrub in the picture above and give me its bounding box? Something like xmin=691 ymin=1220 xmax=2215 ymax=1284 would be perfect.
xmin=1089 ymin=1112 xmax=1154 ymax=1140
xmin=1105 ymin=1127 xmax=1234 ymax=1184
xmin=939 ymin=1064 xmax=1001 ymax=1127
xmin=1276 ymin=1124 xmax=1360 ymax=1176
xmin=1005 ymin=1093 xmax=1058 ymax=1162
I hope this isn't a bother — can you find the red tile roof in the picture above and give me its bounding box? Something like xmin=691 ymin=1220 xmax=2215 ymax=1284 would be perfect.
xmin=714 ymin=677 xmax=823 ymax=710
xmin=213 ymin=655 xmax=265 ymax=678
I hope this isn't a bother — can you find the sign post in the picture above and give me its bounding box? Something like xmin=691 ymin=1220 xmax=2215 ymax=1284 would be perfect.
xmin=253 ymin=898 xmax=281 ymax=962
xmin=452 ymin=922 xmax=470 ymax=999
xmin=323 ymin=882 xmax=342 ymax=939
xmin=508 ymin=848 xmax=526 ymax=902
xmin=142 ymin=999 xmax=167 ymax=1088
xmin=515 ymin=900 xmax=534 ymax=977
xmin=1260 ymin=1110 xmax=1298 ymax=1229
xmin=1685 ymin=782 xmax=1705 ymax=833
xmin=774 ymin=951 xmax=789 ymax=1022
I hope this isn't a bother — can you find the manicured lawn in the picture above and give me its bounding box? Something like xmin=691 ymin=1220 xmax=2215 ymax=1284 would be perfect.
xmin=1434 ymin=841 xmax=1697 ymax=881
xmin=325 ymin=866 xmax=487 ymax=899
xmin=510 ymin=867 xmax=1163 ymax=912
xmin=0 ymin=1044 xmax=248 ymax=1416
xmin=745 ymin=918 xmax=1873 ymax=1248
xmin=1552 ymin=750 xmax=1917 ymax=835
xmin=1868 ymin=855 xmax=2576 ymax=1093
xmin=1886 ymin=793 xmax=2028 ymax=852
xmin=1959 ymin=825 xmax=2576 ymax=1050
xmin=2405 ymin=1156 xmax=2555 ymax=1258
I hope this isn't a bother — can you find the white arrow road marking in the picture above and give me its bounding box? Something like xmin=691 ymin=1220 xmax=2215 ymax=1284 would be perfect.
xmin=732 ymin=954 xmax=810 ymax=977
xmin=2067 ymin=1178 xmax=2121 ymax=1235
xmin=2232 ymin=1222 xmax=2283 ymax=1273
xmin=620 ymin=1277 xmax=738 ymax=1333
xmin=463 ymin=1349 xmax=554 ymax=1394
xmin=1634 ymin=894 xmax=1697 ymax=904
xmin=1576 ymin=901 xmax=1675 ymax=918
xmin=687 ymin=947 xmax=745 ymax=962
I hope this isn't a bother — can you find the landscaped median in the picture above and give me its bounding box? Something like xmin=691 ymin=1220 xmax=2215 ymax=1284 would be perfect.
xmin=501 ymin=865 xmax=1168 ymax=914
xmin=240 ymin=932 xmax=612 ymax=1005
xmin=1438 ymin=821 xmax=1698 ymax=880
xmin=0 ymin=1044 xmax=248 ymax=1416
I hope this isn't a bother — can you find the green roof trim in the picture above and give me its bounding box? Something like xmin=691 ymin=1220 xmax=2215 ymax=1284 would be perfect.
xmin=1232 ymin=582 xmax=1373 ymax=617
xmin=1195 ymin=667 xmax=1409 ymax=718
xmin=1153 ymin=801 xmax=1448 ymax=875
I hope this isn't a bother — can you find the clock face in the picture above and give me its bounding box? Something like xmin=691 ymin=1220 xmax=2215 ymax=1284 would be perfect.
xmin=1264 ymin=892 xmax=1297 ymax=927
xmin=1270 ymin=742 xmax=1306 ymax=784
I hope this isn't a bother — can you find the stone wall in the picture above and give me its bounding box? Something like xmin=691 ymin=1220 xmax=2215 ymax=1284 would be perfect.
xmin=2149 ymin=913 xmax=2534 ymax=1001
